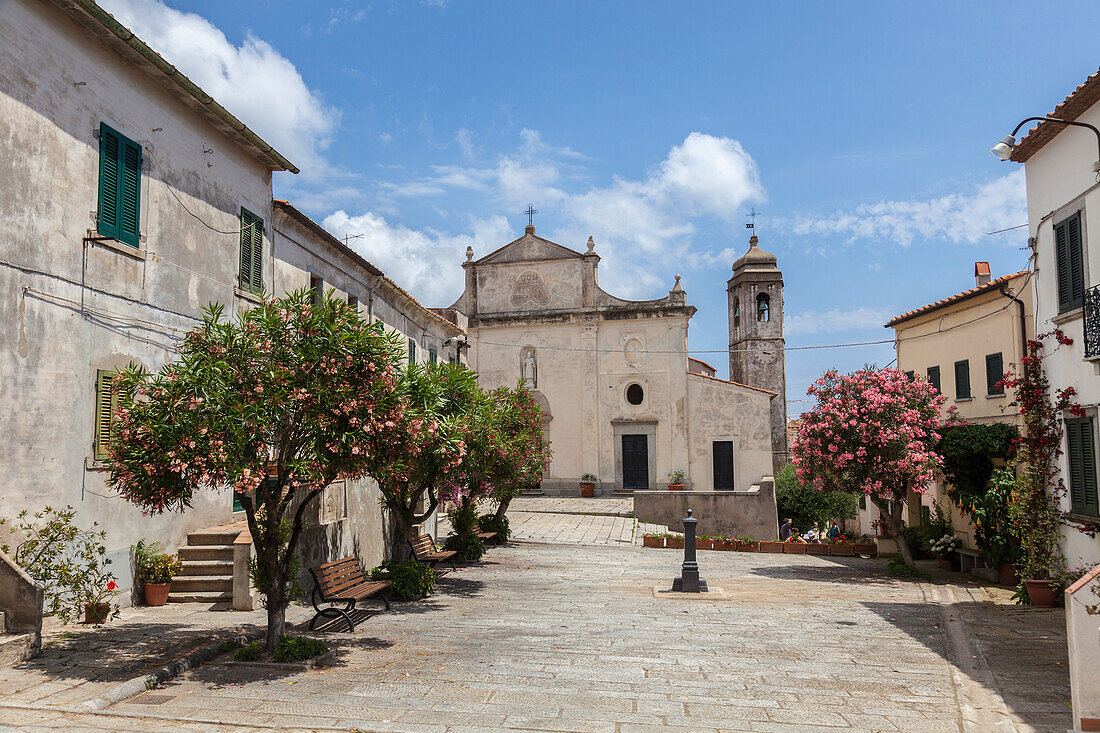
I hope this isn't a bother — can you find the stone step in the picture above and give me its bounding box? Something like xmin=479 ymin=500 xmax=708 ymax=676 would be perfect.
xmin=169 ymin=576 xmax=233 ymax=593
xmin=179 ymin=560 xmax=234 ymax=576
xmin=178 ymin=545 xmax=234 ymax=561
xmin=185 ymin=529 xmax=241 ymax=546
xmin=0 ymin=633 xmax=36 ymax=667
xmin=166 ymin=592 xmax=234 ymax=604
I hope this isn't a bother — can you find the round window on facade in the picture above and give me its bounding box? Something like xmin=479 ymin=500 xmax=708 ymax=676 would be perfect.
xmin=626 ymin=383 xmax=644 ymax=406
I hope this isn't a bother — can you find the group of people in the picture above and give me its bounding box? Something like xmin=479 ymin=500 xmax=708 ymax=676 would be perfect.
xmin=779 ymin=518 xmax=841 ymax=543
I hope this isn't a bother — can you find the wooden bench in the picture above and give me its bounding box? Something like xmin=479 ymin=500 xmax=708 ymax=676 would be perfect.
xmin=409 ymin=534 xmax=457 ymax=571
xmin=308 ymin=556 xmax=391 ymax=632
xmin=477 ymin=531 xmax=498 ymax=544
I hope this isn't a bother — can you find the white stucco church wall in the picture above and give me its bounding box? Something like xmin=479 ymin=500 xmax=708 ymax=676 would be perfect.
xmin=451 ymin=225 xmax=780 ymax=497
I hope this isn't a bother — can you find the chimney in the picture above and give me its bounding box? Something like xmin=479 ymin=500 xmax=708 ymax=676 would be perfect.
xmin=975 ymin=261 xmax=991 ymax=287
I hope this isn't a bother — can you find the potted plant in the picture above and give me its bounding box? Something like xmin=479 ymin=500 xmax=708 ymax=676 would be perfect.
xmin=758 ymin=539 xmax=784 ymax=553
xmin=713 ymin=536 xmax=735 ymax=551
xmin=805 ymin=541 xmax=830 ymax=555
xmin=667 ymin=469 xmax=685 ymax=491
xmin=78 ymin=562 xmax=120 ymax=624
xmin=929 ymin=533 xmax=961 ymax=571
xmin=665 ymin=533 xmax=685 ymax=549
xmin=696 ymin=534 xmax=714 ymax=550
xmin=579 ymin=472 xmax=598 ymax=498
xmin=133 ymin=540 xmax=182 ymax=607
xmin=828 ymin=537 xmax=855 ymax=556
xmin=734 ymin=536 xmax=759 ymax=552
xmin=642 ymin=533 xmax=664 ymax=548
xmin=852 ymin=535 xmax=877 ymax=557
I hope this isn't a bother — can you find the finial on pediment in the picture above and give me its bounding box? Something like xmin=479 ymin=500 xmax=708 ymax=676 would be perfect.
xmin=465 ymin=246 xmax=474 ymax=261
xmin=586 ymin=236 xmax=595 ymax=253
xmin=672 ymin=274 xmax=683 ymax=292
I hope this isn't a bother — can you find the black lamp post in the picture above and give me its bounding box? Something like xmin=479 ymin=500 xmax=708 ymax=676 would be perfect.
xmin=991 ymin=116 xmax=1100 ymax=173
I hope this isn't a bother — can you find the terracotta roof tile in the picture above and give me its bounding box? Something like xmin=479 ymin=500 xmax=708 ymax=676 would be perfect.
xmin=885 ymin=271 xmax=1028 ymax=328
xmin=1011 ymin=67 xmax=1100 ymax=162
xmin=687 ymin=371 xmax=778 ymax=397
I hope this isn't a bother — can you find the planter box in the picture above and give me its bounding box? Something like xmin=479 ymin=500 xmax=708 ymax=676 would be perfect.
xmin=805 ymin=544 xmax=830 ymax=555
xmin=853 ymin=543 xmax=877 ymax=557
xmin=642 ymin=535 xmax=664 ymax=548
xmin=734 ymin=541 xmax=759 ymax=553
xmin=782 ymin=543 xmax=808 ymax=554
xmin=666 ymin=536 xmax=685 ymax=549
xmin=696 ymin=538 xmax=714 ymax=550
xmin=829 ymin=544 xmax=855 ymax=557
xmin=758 ymin=541 xmax=784 ymax=553
xmin=713 ymin=539 xmax=736 ymax=552
xmin=667 ymin=483 xmax=685 ymax=491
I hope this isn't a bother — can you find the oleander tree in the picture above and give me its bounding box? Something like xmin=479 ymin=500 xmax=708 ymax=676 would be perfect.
xmin=363 ymin=362 xmax=477 ymax=562
xmin=792 ymin=367 xmax=947 ymax=565
xmin=486 ymin=384 xmax=552 ymax=524
xmin=107 ymin=290 xmax=404 ymax=651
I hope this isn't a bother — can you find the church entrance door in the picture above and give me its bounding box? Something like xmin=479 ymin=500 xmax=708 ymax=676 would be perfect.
xmin=622 ymin=434 xmax=649 ymax=491
xmin=713 ymin=441 xmax=735 ymax=491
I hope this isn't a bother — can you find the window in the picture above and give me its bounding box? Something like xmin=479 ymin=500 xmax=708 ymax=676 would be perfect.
xmin=954 ymin=360 xmax=971 ymax=399
xmin=904 ymin=370 xmax=915 ymax=381
xmin=97 ymin=123 xmax=142 ymax=247
xmin=756 ymin=293 xmax=770 ymax=322
xmin=1066 ymin=417 xmax=1099 ymax=517
xmin=238 ymin=208 xmax=263 ymax=294
xmin=1055 ymin=212 xmax=1084 ymax=313
xmin=927 ymin=366 xmax=941 ymax=393
xmin=94 ymin=370 xmax=119 ymax=460
xmin=733 ymin=300 xmax=740 ymax=328
xmin=347 ymin=294 xmax=358 ymax=310
xmin=986 ymin=353 xmax=1004 ymax=396
xmin=310 ymin=274 xmax=323 ymax=306
xmin=859 ymin=495 xmax=866 ymax=510
xmin=408 ymin=338 xmax=416 ymax=365
xmin=429 ymin=348 xmax=437 ymax=364
xmin=626 ymin=383 xmax=644 ymax=405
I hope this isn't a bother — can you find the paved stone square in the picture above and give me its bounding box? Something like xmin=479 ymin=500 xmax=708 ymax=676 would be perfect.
xmin=483 ymin=496 xmax=666 ymax=546
xmin=3 ymin=540 xmax=1062 ymax=733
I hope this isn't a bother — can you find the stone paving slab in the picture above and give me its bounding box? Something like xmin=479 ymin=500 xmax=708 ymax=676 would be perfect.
xmin=508 ymin=496 xmax=635 ymax=517
xmin=85 ymin=542 xmax=1069 ymax=732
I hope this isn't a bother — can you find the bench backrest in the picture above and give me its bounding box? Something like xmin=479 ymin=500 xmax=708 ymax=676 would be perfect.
xmin=311 ymin=556 xmax=366 ymax=600
xmin=410 ymin=534 xmax=437 ymax=560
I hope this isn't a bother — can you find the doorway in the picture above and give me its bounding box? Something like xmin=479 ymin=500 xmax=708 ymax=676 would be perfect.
xmin=621 ymin=434 xmax=649 ymax=491
xmin=713 ymin=441 xmax=735 ymax=491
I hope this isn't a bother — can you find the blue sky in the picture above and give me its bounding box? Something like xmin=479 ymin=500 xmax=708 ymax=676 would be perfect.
xmin=101 ymin=0 xmax=1100 ymax=414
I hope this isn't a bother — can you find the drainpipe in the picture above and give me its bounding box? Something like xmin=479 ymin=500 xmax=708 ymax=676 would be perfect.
xmin=999 ymin=280 xmax=1029 ymax=369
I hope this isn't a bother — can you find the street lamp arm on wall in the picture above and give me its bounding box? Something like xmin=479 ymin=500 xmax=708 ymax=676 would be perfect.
xmin=992 ymin=116 xmax=1100 ymax=170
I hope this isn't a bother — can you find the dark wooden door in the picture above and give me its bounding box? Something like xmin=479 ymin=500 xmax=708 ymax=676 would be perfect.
xmin=713 ymin=441 xmax=735 ymax=491
xmin=622 ymin=434 xmax=649 ymax=491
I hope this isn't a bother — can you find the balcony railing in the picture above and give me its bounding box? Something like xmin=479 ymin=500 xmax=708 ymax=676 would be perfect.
xmin=1085 ymin=284 xmax=1100 ymax=359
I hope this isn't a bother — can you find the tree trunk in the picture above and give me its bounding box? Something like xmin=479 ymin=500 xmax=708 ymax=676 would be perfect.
xmin=388 ymin=508 xmax=412 ymax=562
xmin=264 ymin=562 xmax=287 ymax=652
xmin=494 ymin=496 xmax=512 ymax=522
xmin=871 ymin=494 xmax=916 ymax=566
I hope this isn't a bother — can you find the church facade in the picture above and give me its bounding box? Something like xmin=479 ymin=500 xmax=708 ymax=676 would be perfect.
xmin=448 ymin=225 xmax=785 ymax=495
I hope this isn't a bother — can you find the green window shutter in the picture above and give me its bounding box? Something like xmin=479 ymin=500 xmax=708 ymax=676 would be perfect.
xmin=118 ymin=139 xmax=141 ymax=246
xmin=1056 ymin=214 xmax=1084 ymax=312
xmin=903 ymin=370 xmax=914 ymax=381
xmin=985 ymin=353 xmax=1004 ymax=395
xmin=94 ymin=370 xmax=118 ymax=460
xmin=926 ymin=366 xmax=941 ymax=393
xmin=250 ymin=214 xmax=263 ymax=293
xmin=239 ymin=209 xmax=264 ymax=294
xmin=97 ymin=124 xmax=121 ymax=240
xmin=238 ymin=210 xmax=253 ymax=291
xmin=1068 ymin=419 xmax=1099 ymax=517
xmin=954 ymin=360 xmax=970 ymax=399
xmin=429 ymin=348 xmax=437 ymax=364
xmin=408 ymin=338 xmax=416 ymax=365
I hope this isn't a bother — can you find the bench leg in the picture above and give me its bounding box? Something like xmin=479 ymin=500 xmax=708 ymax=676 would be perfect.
xmin=381 ymin=592 xmax=390 ymax=611
xmin=309 ymin=606 xmax=355 ymax=632
xmin=449 ymin=559 xmax=457 ymax=571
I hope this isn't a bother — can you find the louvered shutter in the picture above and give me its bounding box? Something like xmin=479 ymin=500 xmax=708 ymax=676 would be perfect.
xmin=239 ymin=210 xmax=253 ymax=291
xmin=97 ymin=125 xmax=121 ymax=240
xmin=94 ymin=370 xmax=117 ymax=460
xmin=986 ymin=353 xmax=1004 ymax=395
xmin=118 ymin=139 xmax=141 ymax=246
xmin=926 ymin=366 xmax=941 ymax=393
xmin=250 ymin=213 xmax=263 ymax=293
xmin=1082 ymin=420 xmax=1099 ymax=517
xmin=954 ymin=360 xmax=970 ymax=399
xmin=1069 ymin=419 xmax=1100 ymax=517
xmin=1067 ymin=214 xmax=1084 ymax=310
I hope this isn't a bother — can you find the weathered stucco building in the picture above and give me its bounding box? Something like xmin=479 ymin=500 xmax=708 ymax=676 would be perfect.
xmin=451 ymin=225 xmax=779 ymax=498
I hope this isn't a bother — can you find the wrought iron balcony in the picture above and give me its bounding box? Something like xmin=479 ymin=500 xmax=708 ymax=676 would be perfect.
xmin=1085 ymin=284 xmax=1100 ymax=359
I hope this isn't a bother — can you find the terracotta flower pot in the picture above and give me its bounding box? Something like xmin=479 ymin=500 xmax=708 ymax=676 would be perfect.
xmin=666 ymin=536 xmax=684 ymax=549
xmin=143 ymin=582 xmax=172 ymax=607
xmin=758 ymin=541 xmax=784 ymax=553
xmin=667 ymin=483 xmax=685 ymax=491
xmin=736 ymin=541 xmax=759 ymax=552
xmin=642 ymin=535 xmax=664 ymax=548
xmin=713 ymin=539 xmax=735 ymax=551
xmin=579 ymin=482 xmax=595 ymax=498
xmin=853 ymin=542 xmax=877 ymax=557
xmin=84 ymin=602 xmax=110 ymax=624
xmin=782 ymin=543 xmax=808 ymax=554
xmin=998 ymin=563 xmax=1019 ymax=587
xmin=1024 ymin=579 xmax=1059 ymax=608
xmin=696 ymin=537 xmax=714 ymax=550
xmin=805 ymin=543 xmax=830 ymax=555
xmin=829 ymin=544 xmax=855 ymax=557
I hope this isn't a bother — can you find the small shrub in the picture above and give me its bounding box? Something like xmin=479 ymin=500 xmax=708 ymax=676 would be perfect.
xmin=887 ymin=558 xmax=931 ymax=580
xmin=476 ymin=513 xmax=510 ymax=544
xmin=443 ymin=532 xmax=485 ymax=563
xmin=233 ymin=641 xmax=261 ymax=661
xmin=218 ymin=639 xmax=243 ymax=653
xmin=272 ymin=635 xmax=328 ymax=663
xmin=369 ymin=559 xmax=436 ymax=601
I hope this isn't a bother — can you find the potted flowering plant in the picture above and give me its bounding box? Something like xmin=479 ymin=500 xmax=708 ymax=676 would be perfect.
xmin=665 ymin=533 xmax=685 ymax=549
xmin=642 ymin=532 xmax=664 ymax=548
xmin=930 ymin=533 xmax=961 ymax=571
xmin=713 ymin=536 xmax=736 ymax=551
xmin=696 ymin=534 xmax=714 ymax=550
xmin=828 ymin=536 xmax=856 ymax=556
xmin=80 ymin=570 xmax=120 ymax=624
xmin=579 ymin=473 xmax=598 ymax=498
xmin=667 ymin=469 xmax=685 ymax=491
xmin=132 ymin=539 xmax=182 ymax=607
xmin=852 ymin=535 xmax=878 ymax=557
xmin=734 ymin=536 xmax=759 ymax=552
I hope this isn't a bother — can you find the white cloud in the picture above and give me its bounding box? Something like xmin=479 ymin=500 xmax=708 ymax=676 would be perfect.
xmin=99 ymin=0 xmax=339 ymax=177
xmin=322 ymin=211 xmax=511 ymax=305
xmin=781 ymin=170 xmax=1026 ymax=246
xmin=784 ymin=307 xmax=895 ymax=337
xmin=659 ymin=133 xmax=763 ymax=218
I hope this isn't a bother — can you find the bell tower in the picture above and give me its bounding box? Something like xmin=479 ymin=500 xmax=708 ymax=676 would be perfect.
xmin=728 ymin=233 xmax=788 ymax=473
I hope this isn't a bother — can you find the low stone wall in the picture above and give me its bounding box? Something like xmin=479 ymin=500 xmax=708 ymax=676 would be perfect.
xmin=0 ymin=547 xmax=43 ymax=653
xmin=634 ymin=482 xmax=779 ymax=540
